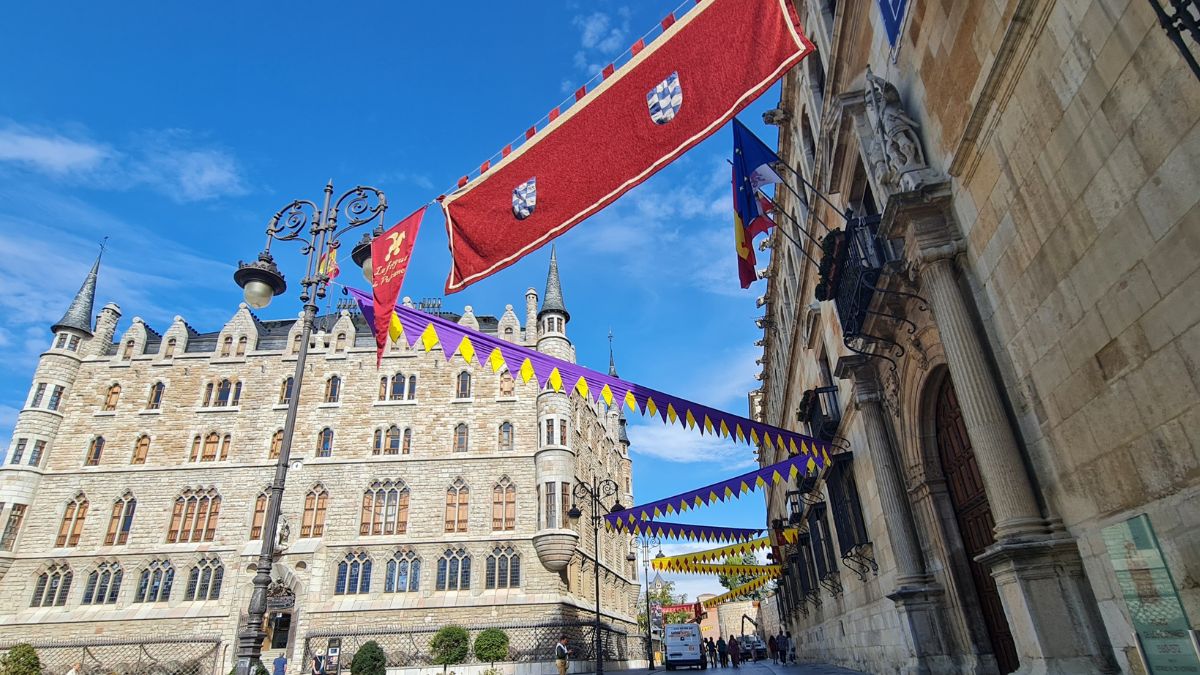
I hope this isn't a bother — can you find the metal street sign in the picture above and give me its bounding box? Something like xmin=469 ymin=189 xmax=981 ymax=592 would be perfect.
xmin=1102 ymin=514 xmax=1200 ymax=674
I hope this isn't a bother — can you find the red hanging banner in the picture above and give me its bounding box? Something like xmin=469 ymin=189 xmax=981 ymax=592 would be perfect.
xmin=370 ymin=206 xmax=426 ymax=364
xmin=440 ymin=0 xmax=814 ymax=293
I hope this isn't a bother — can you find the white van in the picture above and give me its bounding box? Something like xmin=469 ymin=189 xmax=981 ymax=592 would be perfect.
xmin=663 ymin=623 xmax=706 ymax=670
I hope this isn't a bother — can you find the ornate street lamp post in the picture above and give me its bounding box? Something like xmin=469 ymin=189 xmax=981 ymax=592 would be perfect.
xmin=232 ymin=181 xmax=386 ymax=675
xmin=568 ymin=477 xmax=624 ymax=675
xmin=627 ymin=536 xmax=663 ymax=669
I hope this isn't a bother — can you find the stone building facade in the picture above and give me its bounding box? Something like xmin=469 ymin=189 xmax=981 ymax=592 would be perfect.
xmin=755 ymin=1 xmax=1198 ymax=674
xmin=0 ymin=252 xmax=641 ymax=673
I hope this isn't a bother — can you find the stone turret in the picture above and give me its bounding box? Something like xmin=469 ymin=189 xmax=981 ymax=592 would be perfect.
xmin=1 ymin=253 xmax=110 ymax=578
xmin=524 ymin=288 xmax=539 ymax=346
xmin=536 ymin=247 xmax=573 ymax=363
xmin=532 ymin=249 xmax=579 ymax=572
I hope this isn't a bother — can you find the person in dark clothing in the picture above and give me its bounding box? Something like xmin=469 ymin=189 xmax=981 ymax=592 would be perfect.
xmin=727 ymin=636 xmax=741 ymax=669
xmin=707 ymin=638 xmax=719 ymax=668
xmin=767 ymin=635 xmax=778 ymax=664
xmin=716 ymin=637 xmax=728 ymax=668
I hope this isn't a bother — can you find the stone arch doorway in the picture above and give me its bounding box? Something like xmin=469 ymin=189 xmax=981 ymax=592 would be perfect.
xmin=933 ymin=375 xmax=1018 ymax=674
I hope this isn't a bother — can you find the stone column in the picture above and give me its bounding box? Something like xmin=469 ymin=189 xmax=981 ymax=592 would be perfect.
xmin=888 ymin=184 xmax=1116 ymax=674
xmin=838 ymin=355 xmax=953 ymax=675
xmin=911 ymin=234 xmax=1045 ymax=541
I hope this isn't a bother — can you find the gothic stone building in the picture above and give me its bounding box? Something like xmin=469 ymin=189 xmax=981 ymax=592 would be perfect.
xmin=755 ymin=1 xmax=1198 ymax=674
xmin=0 ymin=252 xmax=641 ymax=672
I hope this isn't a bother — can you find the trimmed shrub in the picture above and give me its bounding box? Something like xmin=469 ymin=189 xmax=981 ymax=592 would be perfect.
xmin=430 ymin=626 xmax=471 ymax=673
xmin=473 ymin=628 xmax=510 ymax=667
xmin=1 ymin=644 xmax=41 ymax=675
xmin=350 ymin=640 xmax=387 ymax=675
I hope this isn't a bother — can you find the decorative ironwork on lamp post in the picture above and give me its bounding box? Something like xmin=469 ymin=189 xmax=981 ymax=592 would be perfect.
xmin=232 ymin=181 xmax=386 ymax=675
xmin=568 ymin=477 xmax=624 ymax=675
xmin=627 ymin=535 xmax=663 ymax=670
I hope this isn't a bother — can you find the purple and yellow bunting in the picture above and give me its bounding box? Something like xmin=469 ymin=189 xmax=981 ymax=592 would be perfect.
xmin=612 ymin=521 xmax=763 ymax=544
xmin=349 ymin=287 xmax=833 ymax=469
xmin=649 ymin=536 xmax=772 ymax=567
xmin=701 ymin=575 xmax=775 ymax=608
xmin=652 ymin=560 xmax=781 ymax=575
xmin=604 ymin=452 xmax=811 ymax=527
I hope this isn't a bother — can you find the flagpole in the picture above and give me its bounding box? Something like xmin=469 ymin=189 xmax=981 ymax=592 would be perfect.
xmin=772 ymin=161 xmax=843 ymax=230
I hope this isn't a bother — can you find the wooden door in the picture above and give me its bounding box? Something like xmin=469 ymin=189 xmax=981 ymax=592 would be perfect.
xmin=935 ymin=377 xmax=1018 ymax=673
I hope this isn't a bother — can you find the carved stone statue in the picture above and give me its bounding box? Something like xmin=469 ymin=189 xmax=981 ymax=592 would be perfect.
xmin=275 ymin=515 xmax=291 ymax=549
xmin=865 ymin=68 xmax=931 ymax=190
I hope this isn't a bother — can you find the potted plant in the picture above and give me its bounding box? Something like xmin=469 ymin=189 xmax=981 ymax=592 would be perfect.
xmin=813 ymin=230 xmax=846 ymax=302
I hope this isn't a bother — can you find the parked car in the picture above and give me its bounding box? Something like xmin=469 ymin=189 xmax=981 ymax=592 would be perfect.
xmin=737 ymin=635 xmax=767 ymax=661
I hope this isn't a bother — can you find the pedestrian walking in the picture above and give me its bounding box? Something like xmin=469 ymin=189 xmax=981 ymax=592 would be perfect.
xmin=310 ymin=654 xmax=324 ymax=675
xmin=66 ymin=663 xmax=83 ymax=675
xmin=273 ymin=654 xmax=288 ymax=675
xmin=555 ymin=636 xmax=573 ymax=675
xmin=767 ymin=635 xmax=778 ymax=664
xmin=706 ymin=638 xmax=718 ymax=668
xmin=716 ymin=636 xmax=728 ymax=668
xmin=775 ymin=632 xmax=788 ymax=666
xmin=727 ymin=636 xmax=741 ymax=669
xmin=785 ymin=632 xmax=795 ymax=664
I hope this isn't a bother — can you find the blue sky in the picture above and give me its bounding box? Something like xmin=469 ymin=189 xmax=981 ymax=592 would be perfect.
xmin=0 ymin=1 xmax=781 ymax=599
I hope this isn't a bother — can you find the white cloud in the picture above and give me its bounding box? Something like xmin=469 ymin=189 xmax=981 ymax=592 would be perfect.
xmin=0 ymin=122 xmax=248 ymax=202
xmin=629 ymin=423 xmax=756 ymax=471
xmin=570 ymin=8 xmax=631 ymax=76
xmin=0 ymin=124 xmax=111 ymax=174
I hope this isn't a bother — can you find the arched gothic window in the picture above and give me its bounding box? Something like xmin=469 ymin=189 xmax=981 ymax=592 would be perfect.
xmin=166 ymin=488 xmax=221 ymax=543
xmin=385 ymin=426 xmax=402 ymax=455
xmin=317 ymin=428 xmax=334 ymax=458
xmin=250 ymin=491 xmax=269 ymax=540
xmin=146 ymin=382 xmax=165 ymax=410
xmin=407 ymin=375 xmax=417 ymax=400
xmin=56 ymin=493 xmax=89 ymax=547
xmin=82 ymin=561 xmax=123 ymax=605
xmin=324 ymin=375 xmax=341 ymax=403
xmin=279 ymin=377 xmax=293 ymax=405
xmin=454 ymin=423 xmax=469 ymax=453
xmin=164 ymin=338 xmax=176 ymax=358
xmin=132 ymin=434 xmax=150 ymax=464
xmin=485 ymin=545 xmax=521 ymax=589
xmin=236 ymin=336 xmax=247 ymax=356
xmin=194 ymin=432 xmax=227 ymax=462
xmin=184 ymin=557 xmax=223 ymax=600
xmin=499 ymin=371 xmax=515 ymax=397
xmin=103 ymin=383 xmax=121 ymax=411
xmin=300 ymin=485 xmax=328 ymax=538
xmin=122 ymin=339 xmax=135 ymax=360
xmin=334 ymin=333 xmax=346 ymax=353
xmin=104 ymin=492 xmax=137 ymax=546
xmin=403 ymin=428 xmax=413 ymax=455
xmin=385 ymin=549 xmax=421 ymax=593
xmin=498 ymin=422 xmax=514 ymax=451
xmin=85 ymin=436 xmax=105 ymax=466
xmin=30 ymin=563 xmax=72 ymax=607
xmin=492 ymin=477 xmax=516 ymax=531
xmin=360 ymin=479 xmax=410 ymax=536
xmin=269 ymin=430 xmax=284 ymax=459
xmin=436 ymin=547 xmax=471 ymax=591
xmin=335 ymin=551 xmax=372 ymax=595
xmin=220 ymin=335 xmax=233 ymax=357
xmin=444 ymin=478 xmax=469 ymax=533
xmin=456 ymin=372 xmax=472 ymax=399
xmin=291 ymin=334 xmax=302 ymax=355
xmin=134 ymin=559 xmax=174 ymax=603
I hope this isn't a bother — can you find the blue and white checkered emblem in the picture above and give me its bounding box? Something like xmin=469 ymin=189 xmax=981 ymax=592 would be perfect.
xmin=647 ymin=71 xmax=683 ymax=125
xmin=512 ymin=177 xmax=536 ymax=220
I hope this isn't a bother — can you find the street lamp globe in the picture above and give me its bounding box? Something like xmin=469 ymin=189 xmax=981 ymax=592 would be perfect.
xmin=568 ymin=504 xmax=582 ymax=521
xmin=350 ymin=232 xmax=375 ymax=284
xmin=233 ymin=253 xmax=286 ymax=310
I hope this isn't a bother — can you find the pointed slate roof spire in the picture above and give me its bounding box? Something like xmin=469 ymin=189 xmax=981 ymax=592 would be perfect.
xmin=52 ymin=248 xmax=103 ymax=336
xmin=538 ymin=245 xmax=570 ymax=320
xmin=608 ymin=329 xmax=618 ymax=377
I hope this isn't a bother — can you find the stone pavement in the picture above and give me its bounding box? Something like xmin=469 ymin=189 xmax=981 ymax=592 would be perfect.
xmin=578 ymin=659 xmax=870 ymax=675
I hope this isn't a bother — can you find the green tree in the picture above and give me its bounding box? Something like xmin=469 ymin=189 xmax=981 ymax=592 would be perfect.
xmin=351 ymin=640 xmax=387 ymax=675
xmin=637 ymin=579 xmax=694 ymax=633
xmin=0 ymin=644 xmax=41 ymax=675
xmin=430 ymin=626 xmax=471 ymax=674
xmin=717 ymin=552 xmax=764 ymax=600
xmin=473 ymin=628 xmax=510 ymax=667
